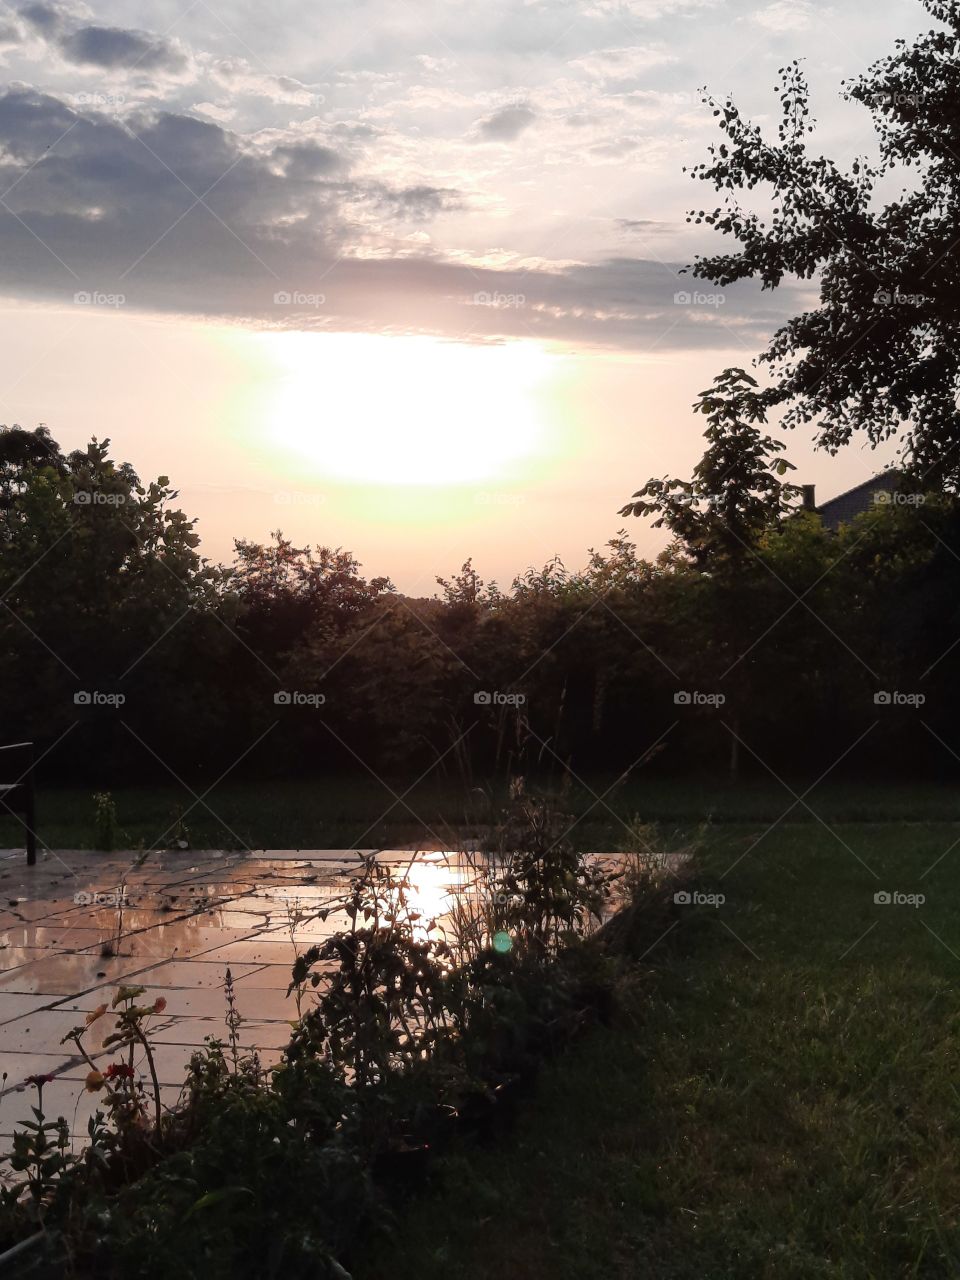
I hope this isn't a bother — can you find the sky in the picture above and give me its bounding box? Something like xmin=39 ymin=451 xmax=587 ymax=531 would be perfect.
xmin=0 ymin=0 xmax=920 ymax=592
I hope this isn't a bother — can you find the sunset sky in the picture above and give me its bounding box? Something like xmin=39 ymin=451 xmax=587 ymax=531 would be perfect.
xmin=0 ymin=0 xmax=912 ymax=592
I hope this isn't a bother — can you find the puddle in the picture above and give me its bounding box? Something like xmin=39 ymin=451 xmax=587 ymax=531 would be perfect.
xmin=0 ymin=846 xmax=642 ymax=1137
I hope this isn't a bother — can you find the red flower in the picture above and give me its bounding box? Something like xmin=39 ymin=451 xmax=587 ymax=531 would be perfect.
xmin=104 ymin=1063 xmax=135 ymax=1081
xmin=24 ymin=1073 xmax=55 ymax=1087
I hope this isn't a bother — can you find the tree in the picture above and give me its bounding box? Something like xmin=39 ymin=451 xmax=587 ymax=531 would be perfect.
xmin=686 ymin=2 xmax=960 ymax=485
xmin=0 ymin=426 xmax=64 ymax=511
xmin=620 ymin=369 xmax=801 ymax=777
xmin=0 ymin=430 xmax=227 ymax=778
xmin=619 ymin=367 xmax=800 ymax=572
xmin=231 ymin=533 xmax=392 ymax=664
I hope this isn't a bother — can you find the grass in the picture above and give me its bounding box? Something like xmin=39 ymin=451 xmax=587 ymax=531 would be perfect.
xmin=354 ymin=821 xmax=960 ymax=1279
xmin=5 ymin=775 xmax=960 ymax=851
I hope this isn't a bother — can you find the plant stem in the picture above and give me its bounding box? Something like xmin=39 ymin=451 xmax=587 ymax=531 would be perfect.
xmin=130 ymin=1022 xmax=163 ymax=1133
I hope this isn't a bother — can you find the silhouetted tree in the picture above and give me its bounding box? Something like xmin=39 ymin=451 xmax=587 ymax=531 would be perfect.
xmin=620 ymin=368 xmax=800 ymax=571
xmin=620 ymin=369 xmax=800 ymax=775
xmin=687 ymin=2 xmax=960 ymax=484
xmin=232 ymin=533 xmax=392 ymax=660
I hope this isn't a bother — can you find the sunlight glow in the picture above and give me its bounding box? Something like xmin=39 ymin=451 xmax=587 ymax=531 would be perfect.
xmin=256 ymin=332 xmax=556 ymax=485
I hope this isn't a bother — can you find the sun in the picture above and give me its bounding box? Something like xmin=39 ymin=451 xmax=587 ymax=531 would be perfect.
xmin=254 ymin=331 xmax=556 ymax=485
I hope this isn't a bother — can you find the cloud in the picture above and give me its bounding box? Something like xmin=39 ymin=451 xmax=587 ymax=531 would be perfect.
xmin=191 ymin=102 xmax=236 ymax=124
xmin=0 ymin=14 xmax=25 ymax=47
xmin=376 ymin=184 xmax=461 ymax=220
xmin=205 ymin=59 xmax=322 ymax=107
xmin=568 ymin=45 xmax=675 ymax=80
xmin=617 ymin=218 xmax=673 ymax=234
xmin=750 ymin=0 xmax=818 ymax=32
xmin=18 ymin=3 xmax=186 ymax=73
xmin=0 ymin=85 xmax=802 ymax=353
xmin=17 ymin=2 xmax=66 ymax=36
xmin=14 ymin=4 xmax=322 ymax=106
xmin=477 ymin=103 xmax=537 ymax=141
xmin=58 ymin=24 xmax=187 ymax=72
xmin=581 ymin=0 xmax=716 ymax=17
xmin=0 ymin=86 xmax=454 ymax=274
xmin=275 ymin=142 xmax=347 ymax=179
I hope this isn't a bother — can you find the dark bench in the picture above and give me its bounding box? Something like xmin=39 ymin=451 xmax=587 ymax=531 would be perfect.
xmin=0 ymin=741 xmax=37 ymax=865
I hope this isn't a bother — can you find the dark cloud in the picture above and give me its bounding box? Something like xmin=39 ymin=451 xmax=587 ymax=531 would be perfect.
xmin=589 ymin=137 xmax=641 ymax=158
xmin=0 ymin=15 xmax=24 ymax=45
xmin=618 ymin=219 xmax=673 ymax=234
xmin=0 ymin=87 xmax=455 ymax=285
xmin=59 ymin=24 xmax=187 ymax=72
xmin=377 ymin=184 xmax=461 ymax=220
xmin=17 ymin=2 xmax=64 ymax=36
xmin=17 ymin=5 xmax=187 ymax=73
xmin=477 ymin=103 xmax=536 ymax=141
xmin=0 ymin=87 xmax=802 ymax=354
xmin=276 ymin=142 xmax=347 ymax=180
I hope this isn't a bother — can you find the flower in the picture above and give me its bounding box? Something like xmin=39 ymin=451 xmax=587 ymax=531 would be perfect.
xmin=151 ymin=997 xmax=167 ymax=1014
xmin=85 ymin=1003 xmax=108 ymax=1025
xmin=104 ymin=1063 xmax=135 ymax=1081
xmin=84 ymin=1070 xmax=105 ymax=1093
xmin=112 ymin=985 xmax=146 ymax=1009
xmin=24 ymin=1073 xmax=54 ymax=1087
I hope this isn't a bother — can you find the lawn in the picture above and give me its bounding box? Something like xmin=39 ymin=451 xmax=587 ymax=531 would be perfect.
xmin=354 ymin=821 xmax=960 ymax=1279
xmin=4 ymin=776 xmax=960 ymax=852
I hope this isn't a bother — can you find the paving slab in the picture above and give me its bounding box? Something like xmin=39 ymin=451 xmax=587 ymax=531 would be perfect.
xmin=0 ymin=846 xmax=633 ymax=1141
xmin=0 ymin=849 xmax=448 ymax=1128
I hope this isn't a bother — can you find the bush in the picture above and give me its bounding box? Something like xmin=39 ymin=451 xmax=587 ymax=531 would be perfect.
xmin=0 ymin=790 xmax=639 ymax=1276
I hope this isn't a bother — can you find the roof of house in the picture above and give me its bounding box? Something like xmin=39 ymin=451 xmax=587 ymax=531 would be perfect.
xmin=816 ymin=469 xmax=902 ymax=531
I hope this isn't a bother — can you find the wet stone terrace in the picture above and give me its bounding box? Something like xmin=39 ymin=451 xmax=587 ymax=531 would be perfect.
xmin=0 ymin=846 xmax=485 ymax=1141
